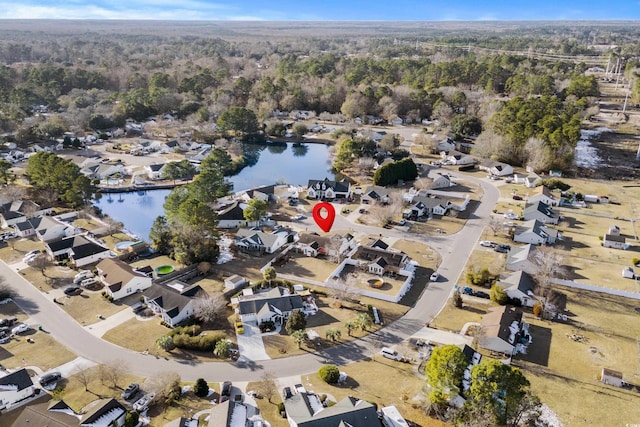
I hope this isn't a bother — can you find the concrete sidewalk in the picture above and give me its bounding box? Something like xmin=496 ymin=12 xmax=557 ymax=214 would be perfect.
xmin=84 ymin=307 xmax=137 ymax=337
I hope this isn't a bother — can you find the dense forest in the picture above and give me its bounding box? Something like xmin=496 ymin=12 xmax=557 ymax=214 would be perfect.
xmin=0 ymin=21 xmax=639 ymax=172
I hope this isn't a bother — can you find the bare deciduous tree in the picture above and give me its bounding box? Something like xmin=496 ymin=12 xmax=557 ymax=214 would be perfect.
xmin=105 ymin=359 xmax=125 ymax=389
xmin=524 ymin=137 xmax=552 ymax=173
xmin=532 ymin=247 xmax=567 ymax=317
xmin=487 ymin=216 xmax=503 ymax=236
xmin=0 ymin=184 xmax=25 ymax=204
xmin=74 ymin=366 xmax=93 ymax=392
xmin=328 ymin=273 xmax=361 ymax=305
xmin=254 ymin=372 xmax=277 ymax=403
xmin=192 ymin=293 xmax=227 ymax=325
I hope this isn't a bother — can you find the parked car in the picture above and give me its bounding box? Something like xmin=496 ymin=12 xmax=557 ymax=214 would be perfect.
xmin=430 ymin=271 xmax=440 ymax=282
xmin=0 ymin=232 xmax=16 ymax=240
xmin=282 ymin=386 xmax=293 ymax=399
xmin=503 ymin=212 xmax=519 ymax=220
xmin=122 ymin=383 xmax=140 ymax=400
xmin=132 ymin=392 xmax=155 ymax=412
xmin=11 ymin=323 xmax=31 ymax=335
xmin=22 ymin=250 xmax=41 ymax=263
xmin=380 ymin=347 xmax=404 ymax=361
xmin=512 ymin=194 xmax=523 ymax=201
xmin=462 ymin=287 xmax=473 ymax=295
xmin=291 ymin=214 xmax=305 ymax=221
xmin=398 ymin=219 xmax=407 ymax=226
xmin=131 ymin=303 xmax=147 ymax=314
xmin=80 ymin=278 xmax=99 ymax=288
xmin=358 ymin=208 xmax=367 ymax=214
xmin=503 ymin=221 xmax=517 ymax=227
xmin=235 ymin=321 xmax=244 ymax=335
xmin=474 ymin=291 xmax=490 ymax=299
xmin=487 ymin=175 xmax=501 ymax=180
xmin=64 ymin=286 xmax=83 ymax=296
xmin=479 ymin=240 xmax=496 ymax=248
xmin=39 ymin=371 xmax=62 ymax=389
xmin=73 ymin=270 xmax=93 ymax=283
xmin=494 ymin=244 xmax=510 ymax=253
xmin=0 ymin=317 xmax=17 ymax=327
xmin=221 ymin=381 xmax=232 ymax=397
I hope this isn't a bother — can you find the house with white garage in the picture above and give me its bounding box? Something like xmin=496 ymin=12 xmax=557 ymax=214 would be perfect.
xmin=404 ymin=196 xmax=451 ymax=218
xmin=524 ymin=173 xmax=542 ymax=188
xmin=235 ymin=226 xmax=296 ymax=254
xmin=143 ymin=281 xmax=205 ymax=327
xmin=16 ymin=215 xmax=80 ymax=242
xmin=527 ymin=186 xmax=558 ymax=206
xmin=479 ymin=159 xmax=514 ymax=177
xmin=46 ymin=234 xmax=114 ymax=267
xmin=237 ymin=287 xmax=303 ymax=324
xmin=523 ymin=201 xmax=559 ymax=225
xmin=79 ymin=398 xmax=126 ymax=427
xmin=432 ymin=173 xmax=455 ymax=189
xmin=353 ymin=242 xmax=409 ymax=276
xmin=306 ymin=178 xmax=351 ymax=200
xmin=500 ymin=270 xmax=538 ymax=308
xmin=506 ymin=244 xmax=539 ymax=275
xmin=513 ymin=219 xmax=558 ymax=245
xmin=443 ymin=150 xmax=475 ymax=166
xmin=145 ymin=163 xmax=167 ymax=180
xmin=0 ymin=368 xmax=35 ymax=411
xmin=96 ymin=258 xmax=153 ymax=301
xmin=81 ymin=161 xmax=126 ymax=180
xmin=284 ymin=391 xmax=381 ymax=427
xmin=478 ymin=306 xmax=529 ymax=355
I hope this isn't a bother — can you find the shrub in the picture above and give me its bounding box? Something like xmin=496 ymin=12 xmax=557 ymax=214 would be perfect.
xmin=124 ymin=412 xmax=139 ymax=427
xmin=533 ymin=302 xmax=543 ymax=317
xmin=490 ymin=284 xmax=508 ymax=305
xmin=542 ymin=178 xmax=571 ymax=191
xmin=466 ymin=267 xmax=491 ymax=286
xmin=452 ymin=291 xmax=463 ymax=308
xmin=633 ymin=257 xmax=640 ymax=266
xmin=193 ymin=378 xmax=209 ymax=397
xmin=318 ymin=364 xmax=340 ymax=384
xmin=171 ymin=331 xmax=226 ymax=352
xmin=277 ymin=402 xmax=286 ymax=417
xmin=259 ymin=321 xmax=276 ymax=332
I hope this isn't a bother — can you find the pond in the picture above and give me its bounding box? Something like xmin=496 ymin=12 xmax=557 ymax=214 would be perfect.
xmin=94 ymin=142 xmax=334 ymax=241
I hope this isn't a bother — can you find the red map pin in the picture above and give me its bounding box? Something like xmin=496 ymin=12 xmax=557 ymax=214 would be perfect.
xmin=312 ymin=202 xmax=336 ymax=233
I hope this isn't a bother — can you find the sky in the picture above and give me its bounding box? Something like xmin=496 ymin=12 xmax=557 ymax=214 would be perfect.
xmin=0 ymin=0 xmax=639 ymax=21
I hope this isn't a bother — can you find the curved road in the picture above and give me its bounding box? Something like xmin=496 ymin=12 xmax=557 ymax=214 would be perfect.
xmin=0 ymin=173 xmax=499 ymax=382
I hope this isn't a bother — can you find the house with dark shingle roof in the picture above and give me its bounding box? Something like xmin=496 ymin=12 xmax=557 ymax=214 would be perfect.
xmin=361 ymin=185 xmax=392 ymax=205
xmin=217 ymin=201 xmax=247 ymax=229
xmin=0 ymin=368 xmax=35 ymax=411
xmin=0 ymin=200 xmax=51 ymax=228
xmin=10 ymin=398 xmax=80 ymax=426
xmin=96 ymin=258 xmax=153 ymax=301
xmin=237 ymin=287 xmax=303 ymax=324
xmin=506 ymin=244 xmax=539 ymax=275
xmin=145 ymin=163 xmax=167 ymax=180
xmin=513 ymin=219 xmax=558 ymax=245
xmin=79 ymin=398 xmax=126 ymax=426
xmin=143 ymin=281 xmax=205 ymax=327
xmin=523 ymin=201 xmax=559 ymax=225
xmin=353 ymin=242 xmax=408 ymax=276
xmin=45 ymin=234 xmax=113 ymax=267
xmin=235 ymin=226 xmax=296 ymax=254
xmin=500 ymin=270 xmax=538 ymax=308
xmin=306 ymin=178 xmax=351 ymax=200
xmin=478 ymin=306 xmax=529 ymax=355
xmin=284 ymin=391 xmax=381 ymax=427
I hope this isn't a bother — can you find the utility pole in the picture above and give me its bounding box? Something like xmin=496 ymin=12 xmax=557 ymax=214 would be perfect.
xmin=623 ymin=80 xmax=631 ymax=113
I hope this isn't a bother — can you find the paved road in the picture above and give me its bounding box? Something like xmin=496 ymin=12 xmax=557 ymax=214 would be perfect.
xmin=0 ymin=173 xmax=498 ymax=382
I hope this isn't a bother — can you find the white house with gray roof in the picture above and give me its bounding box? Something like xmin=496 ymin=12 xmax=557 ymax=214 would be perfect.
xmin=235 ymin=226 xmax=296 ymax=254
xmin=513 ymin=219 xmax=558 ymax=245
xmin=143 ymin=281 xmax=205 ymax=327
xmin=0 ymin=368 xmax=35 ymax=411
xmin=284 ymin=391 xmax=381 ymax=427
xmin=523 ymin=201 xmax=559 ymax=225
xmin=237 ymin=287 xmax=303 ymax=324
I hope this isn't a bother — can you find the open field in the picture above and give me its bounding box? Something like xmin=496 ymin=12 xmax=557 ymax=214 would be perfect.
xmin=0 ymin=301 xmax=76 ymax=370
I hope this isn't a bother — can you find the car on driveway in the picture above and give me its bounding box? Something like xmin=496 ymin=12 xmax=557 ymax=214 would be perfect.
xmin=39 ymin=371 xmax=62 ymax=389
xmin=133 ymin=392 xmax=155 ymax=412
xmin=291 ymin=214 xmax=305 ymax=221
xmin=11 ymin=323 xmax=31 ymax=335
xmin=503 ymin=212 xmax=519 ymax=220
xmin=64 ymin=286 xmax=83 ymax=296
xmin=22 ymin=250 xmax=41 ymax=263
xmin=479 ymin=240 xmax=496 ymax=248
xmin=473 ymin=291 xmax=490 ymax=299
xmin=503 ymin=221 xmax=517 ymax=227
xmin=282 ymin=386 xmax=293 ymax=399
xmin=494 ymin=244 xmax=511 ymax=253
xmin=512 ymin=194 xmax=523 ymax=201
xmin=122 ymin=383 xmax=140 ymax=400
xmin=430 ymin=271 xmax=440 ymax=282
xmin=221 ymin=381 xmax=232 ymax=397
xmin=73 ymin=270 xmax=93 ymax=284
xmin=0 ymin=317 xmax=17 ymax=327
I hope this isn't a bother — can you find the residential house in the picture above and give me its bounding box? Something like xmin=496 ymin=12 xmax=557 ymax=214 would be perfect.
xmin=12 ymin=221 xmax=36 ymax=238
xmin=46 ymin=234 xmax=114 ymax=267
xmin=294 ymin=233 xmax=356 ymax=259
xmin=603 ymin=233 xmax=627 ymax=250
xmin=528 ymin=186 xmax=558 ymax=206
xmin=506 ymin=244 xmax=539 ymax=275
xmin=0 ymin=369 xmax=35 ymax=411
xmin=479 ymin=159 xmax=514 ymax=177
xmin=79 ymin=398 xmax=126 ymax=427
xmin=284 ymin=391 xmax=381 ymax=427
xmin=160 ymin=140 xmax=181 ymax=153
xmin=361 ymin=186 xmax=392 ymax=204
xmin=224 ymin=274 xmax=248 ymax=291
xmin=143 ymin=281 xmax=205 ymax=327
xmin=237 ymin=287 xmax=303 ymax=324
xmin=523 ymin=201 xmax=559 ymax=225
xmin=600 ymin=368 xmax=625 ymax=387
xmin=81 ymin=162 xmax=126 ymax=180
xmin=216 ymin=201 xmax=247 ymax=229
xmin=524 ymin=173 xmax=542 ymax=188
xmin=353 ymin=243 xmax=409 ymax=276
xmin=380 ymin=406 xmax=409 ymax=427
xmin=17 ymin=216 xmax=79 ymax=242
xmin=513 ymin=219 xmax=558 ymax=245
xmin=500 ymin=271 xmax=538 ymax=307
xmin=306 ymin=178 xmax=351 ymax=200
xmin=96 ymin=258 xmax=153 ymax=301
xmin=435 ymin=138 xmax=456 ymax=153
xmin=9 ymin=399 xmax=81 ymax=426
xmin=461 ymin=344 xmax=482 ymax=392
xmin=442 ymin=150 xmax=475 ymax=165
xmin=0 ymin=200 xmax=51 ymax=228
xmin=185 ymin=146 xmax=212 ymax=164
xmin=432 ymin=173 xmax=455 ymax=189
xmin=390 ymin=116 xmax=404 ymax=126
xmin=242 ymin=185 xmax=277 ymax=203
xmin=478 ymin=306 xmax=530 ymax=355
xmin=404 ymin=196 xmax=451 ymax=218
xmin=235 ymin=226 xmax=296 ymax=254
xmin=512 ymin=173 xmax=528 ymax=184
xmin=146 ymin=163 xmax=167 ymax=180
xmin=206 ymin=399 xmax=255 ymax=427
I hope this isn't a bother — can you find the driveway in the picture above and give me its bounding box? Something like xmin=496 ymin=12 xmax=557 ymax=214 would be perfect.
xmin=236 ymin=322 xmax=270 ymax=362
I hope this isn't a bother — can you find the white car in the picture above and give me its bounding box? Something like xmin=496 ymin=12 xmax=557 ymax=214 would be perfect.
xmin=430 ymin=272 xmax=440 ymax=282
xmin=479 ymin=240 xmax=496 ymax=248
xmin=11 ymin=323 xmax=31 ymax=335
xmin=503 ymin=212 xmax=519 ymax=220
xmin=73 ymin=270 xmax=93 ymax=283
xmin=133 ymin=392 xmax=156 ymax=412
xmin=22 ymin=250 xmax=41 ymax=263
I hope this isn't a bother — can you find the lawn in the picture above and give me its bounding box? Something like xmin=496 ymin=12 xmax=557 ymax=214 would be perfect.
xmin=458 ymin=248 xmax=505 ymax=286
xmin=0 ymin=301 xmax=76 ymax=370
xmin=0 ymin=238 xmax=45 ymax=264
xmin=246 ymin=381 xmax=289 ymax=427
xmin=392 ymin=239 xmax=440 ymax=270
xmin=215 ymin=251 xmax=270 ymax=284
xmin=262 ymin=292 xmax=411 ymax=359
xmin=430 ymin=297 xmax=488 ymax=333
xmin=513 ymin=287 xmax=640 ymax=426
xmin=276 ymin=252 xmax=338 ymax=282
xmin=72 ymin=217 xmax=105 ymax=232
xmin=61 ymin=291 xmax=126 ymax=326
xmin=19 ymin=265 xmax=76 ymax=292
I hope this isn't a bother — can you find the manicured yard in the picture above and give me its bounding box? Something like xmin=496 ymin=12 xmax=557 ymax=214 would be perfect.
xmin=458 ymin=248 xmax=505 ymax=286
xmin=276 ymin=252 xmax=338 ymax=282
xmin=19 ymin=265 xmax=76 ymax=292
xmin=430 ymin=297 xmax=488 ymax=333
xmin=0 ymin=238 xmax=45 ymax=264
xmin=61 ymin=291 xmax=126 ymax=326
xmin=392 ymin=239 xmax=440 ymax=270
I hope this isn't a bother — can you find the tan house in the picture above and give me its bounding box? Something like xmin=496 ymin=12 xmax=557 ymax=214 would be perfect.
xmin=96 ymin=258 xmax=153 ymax=300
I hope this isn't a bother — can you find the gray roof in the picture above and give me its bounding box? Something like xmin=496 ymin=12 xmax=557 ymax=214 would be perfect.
xmin=363 ymin=185 xmax=391 ymax=200
xmin=481 ymin=306 xmax=523 ymax=344
xmin=308 ymin=178 xmax=351 ymax=194
xmin=0 ymin=368 xmax=33 ymax=392
xmin=80 ymin=398 xmax=125 ymax=425
xmin=284 ymin=393 xmax=381 ymax=427
xmin=523 ymin=201 xmax=558 ymax=220
xmin=238 ymin=287 xmax=303 ymax=316
xmin=604 ymin=233 xmax=626 ymax=243
xmin=515 ymin=219 xmax=557 ymax=240
xmin=143 ymin=281 xmax=205 ymax=320
xmin=10 ymin=398 xmax=80 ymax=427
xmin=500 ymin=270 xmax=536 ymax=294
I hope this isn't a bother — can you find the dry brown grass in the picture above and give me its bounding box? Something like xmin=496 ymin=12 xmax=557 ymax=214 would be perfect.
xmin=19 ymin=265 xmax=76 ymax=292
xmin=102 ymin=317 xmax=174 ymax=353
xmin=431 ymin=298 xmax=488 ymax=333
xmin=0 ymin=301 xmax=76 ymax=370
xmin=458 ymin=248 xmax=505 ymax=286
xmin=61 ymin=292 xmax=126 ymax=326
xmin=276 ymin=252 xmax=338 ymax=282
xmin=392 ymin=239 xmax=441 ymax=270
xmin=0 ymin=239 xmax=45 ymax=264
